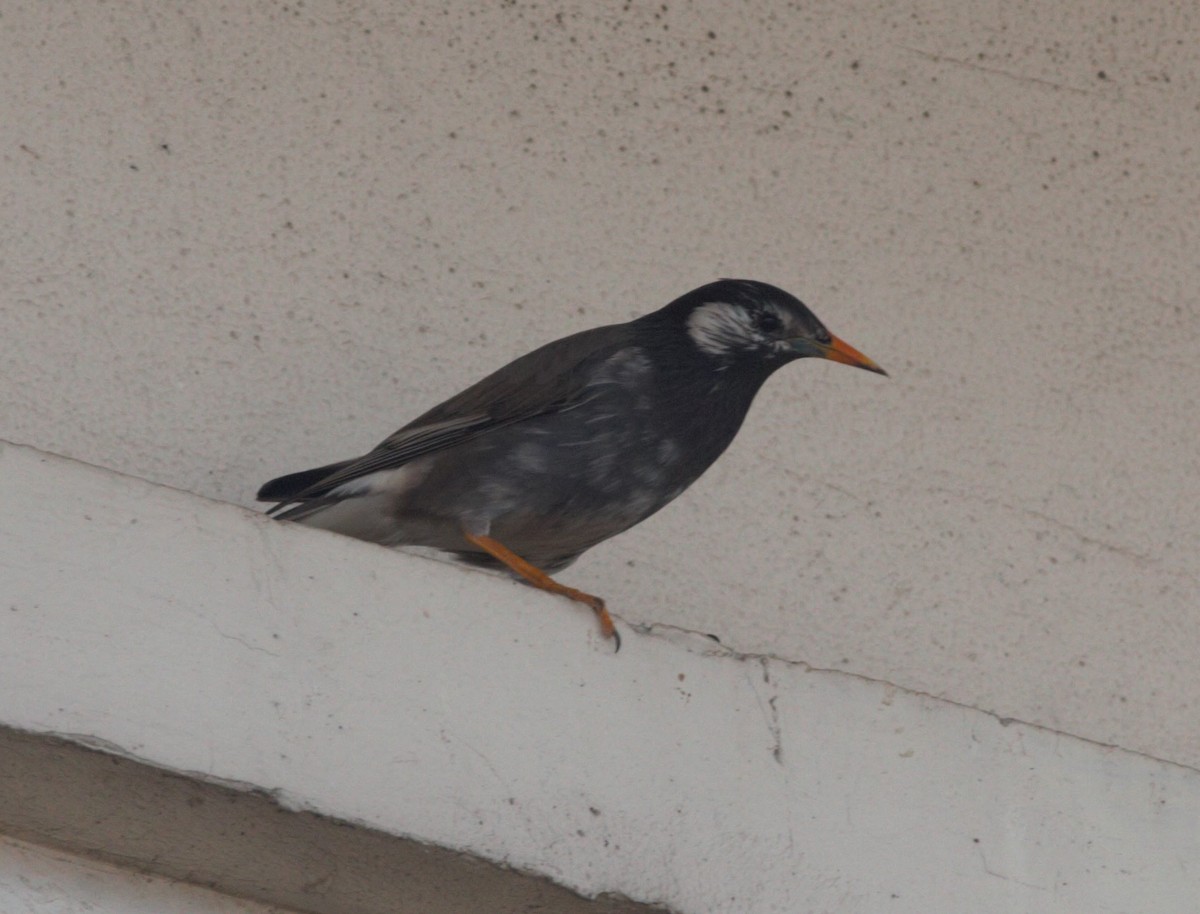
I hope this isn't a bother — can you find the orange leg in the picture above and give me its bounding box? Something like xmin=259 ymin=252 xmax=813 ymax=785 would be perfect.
xmin=463 ymin=531 xmax=620 ymax=651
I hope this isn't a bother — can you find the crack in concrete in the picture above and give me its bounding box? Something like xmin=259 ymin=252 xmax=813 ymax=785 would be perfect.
xmin=978 ymin=845 xmax=1053 ymax=893
xmin=740 ymin=658 xmax=785 ymax=766
xmin=629 ymin=620 xmax=1200 ymax=778
xmin=207 ymin=619 xmax=281 ymax=657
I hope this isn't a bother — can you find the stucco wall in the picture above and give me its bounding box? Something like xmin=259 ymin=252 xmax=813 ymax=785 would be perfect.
xmin=1 ymin=0 xmax=1197 ymax=787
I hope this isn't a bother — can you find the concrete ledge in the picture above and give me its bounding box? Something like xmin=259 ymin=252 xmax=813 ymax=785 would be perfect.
xmin=3 ymin=439 xmax=1199 ymax=913
xmin=0 ymin=727 xmax=654 ymax=914
xmin=0 ymin=834 xmax=286 ymax=914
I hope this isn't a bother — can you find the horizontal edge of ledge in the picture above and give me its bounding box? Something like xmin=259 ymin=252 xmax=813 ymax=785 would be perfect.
xmin=0 ymin=725 xmax=669 ymax=914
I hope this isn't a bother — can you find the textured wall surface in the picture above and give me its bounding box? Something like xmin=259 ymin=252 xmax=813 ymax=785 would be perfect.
xmin=2 ymin=2 xmax=1198 ymax=767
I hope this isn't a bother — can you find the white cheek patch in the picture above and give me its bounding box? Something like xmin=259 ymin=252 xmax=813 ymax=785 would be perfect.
xmin=686 ymin=301 xmax=758 ymax=357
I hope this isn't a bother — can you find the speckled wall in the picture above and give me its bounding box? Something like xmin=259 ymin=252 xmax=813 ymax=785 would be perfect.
xmin=2 ymin=2 xmax=1197 ymax=765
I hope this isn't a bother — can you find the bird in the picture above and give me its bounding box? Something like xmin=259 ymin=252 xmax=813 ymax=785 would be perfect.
xmin=257 ymin=279 xmax=886 ymax=650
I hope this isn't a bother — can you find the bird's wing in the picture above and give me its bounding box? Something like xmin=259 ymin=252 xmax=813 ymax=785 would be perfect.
xmin=260 ymin=322 xmax=632 ymax=508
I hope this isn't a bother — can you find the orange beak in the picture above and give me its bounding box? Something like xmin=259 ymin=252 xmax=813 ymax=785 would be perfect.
xmin=820 ymin=335 xmax=888 ymax=375
xmin=792 ymin=333 xmax=888 ymax=376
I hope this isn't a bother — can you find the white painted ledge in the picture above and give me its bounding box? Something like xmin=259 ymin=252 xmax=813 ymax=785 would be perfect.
xmin=2 ymin=440 xmax=1197 ymax=914
xmin=0 ymin=836 xmax=286 ymax=914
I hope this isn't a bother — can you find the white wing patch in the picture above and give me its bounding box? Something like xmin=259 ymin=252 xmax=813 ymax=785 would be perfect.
xmin=593 ymin=347 xmax=653 ymax=384
xmin=329 ymin=460 xmax=432 ymax=499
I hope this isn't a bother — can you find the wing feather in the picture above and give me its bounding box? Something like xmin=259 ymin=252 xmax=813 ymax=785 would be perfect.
xmin=259 ymin=322 xmax=633 ymax=508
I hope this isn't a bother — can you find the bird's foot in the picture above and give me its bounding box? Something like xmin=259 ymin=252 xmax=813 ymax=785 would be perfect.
xmin=463 ymin=531 xmax=621 ymax=651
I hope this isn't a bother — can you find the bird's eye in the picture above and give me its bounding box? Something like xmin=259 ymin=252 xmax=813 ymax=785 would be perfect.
xmin=752 ymin=310 xmax=782 ymax=334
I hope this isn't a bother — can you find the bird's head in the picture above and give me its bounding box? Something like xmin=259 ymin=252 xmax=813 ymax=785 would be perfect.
xmin=662 ymin=278 xmax=887 ymax=376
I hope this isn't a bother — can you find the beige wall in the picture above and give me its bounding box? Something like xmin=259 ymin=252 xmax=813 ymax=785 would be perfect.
xmin=2 ymin=1 xmax=1198 ymax=770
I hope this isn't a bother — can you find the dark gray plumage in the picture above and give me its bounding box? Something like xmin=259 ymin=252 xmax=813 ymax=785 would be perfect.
xmin=258 ymin=279 xmax=886 ymax=646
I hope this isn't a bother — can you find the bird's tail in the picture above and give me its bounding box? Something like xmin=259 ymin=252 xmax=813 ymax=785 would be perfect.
xmin=256 ymin=459 xmax=355 ymax=508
